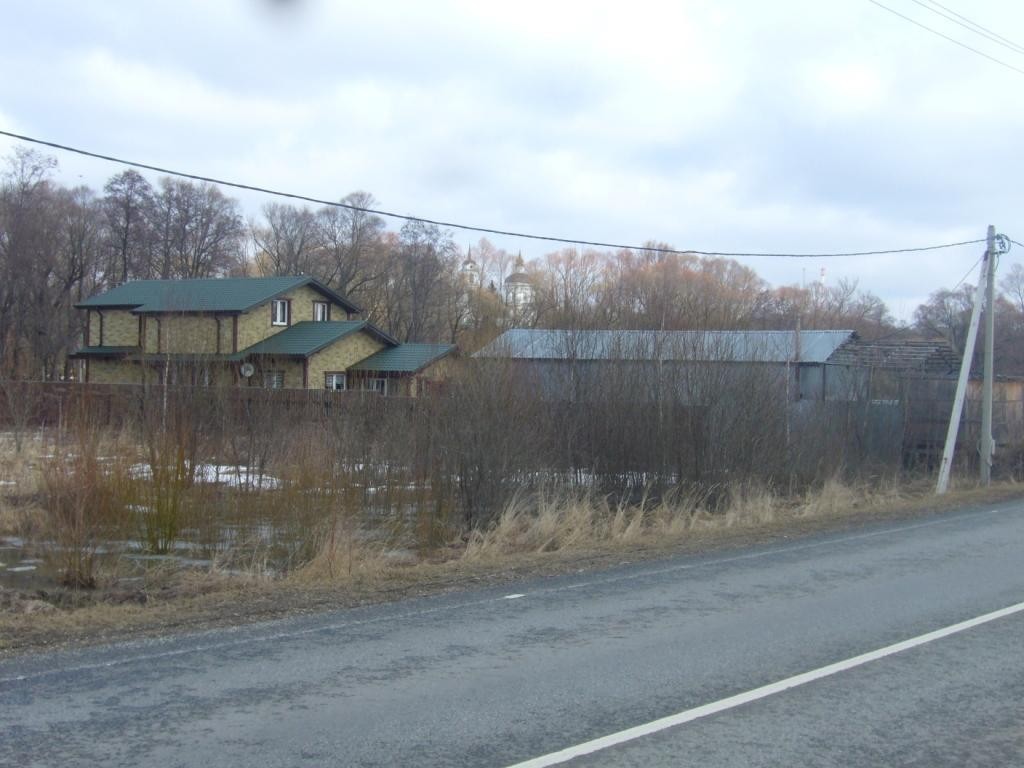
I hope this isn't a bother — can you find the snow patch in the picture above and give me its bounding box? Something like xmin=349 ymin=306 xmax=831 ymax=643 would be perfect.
xmin=129 ymin=462 xmax=280 ymax=489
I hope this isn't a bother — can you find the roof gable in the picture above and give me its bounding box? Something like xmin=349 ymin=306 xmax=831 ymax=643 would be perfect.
xmin=233 ymin=320 xmax=397 ymax=359
xmin=826 ymin=338 xmax=960 ymax=372
xmin=349 ymin=343 xmax=456 ymax=373
xmin=76 ymin=276 xmax=361 ymax=315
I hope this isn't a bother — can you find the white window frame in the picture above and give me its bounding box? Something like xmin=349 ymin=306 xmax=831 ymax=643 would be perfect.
xmin=313 ymin=301 xmax=330 ymax=322
xmin=363 ymin=377 xmax=388 ymax=395
xmin=264 ymin=370 xmax=285 ymax=389
xmin=271 ymin=299 xmax=289 ymax=326
xmin=325 ymin=372 xmax=347 ymax=391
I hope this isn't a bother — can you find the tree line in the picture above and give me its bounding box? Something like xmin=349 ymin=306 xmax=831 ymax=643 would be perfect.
xmin=2 ymin=146 xmax=1022 ymax=380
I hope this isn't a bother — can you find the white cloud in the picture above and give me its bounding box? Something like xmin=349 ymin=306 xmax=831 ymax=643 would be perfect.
xmin=804 ymin=61 xmax=888 ymax=115
xmin=1 ymin=0 xmax=1022 ymax=319
xmin=73 ymin=49 xmax=306 ymax=128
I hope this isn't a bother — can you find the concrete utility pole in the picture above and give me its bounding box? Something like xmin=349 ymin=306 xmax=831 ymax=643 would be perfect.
xmin=980 ymin=224 xmax=997 ymax=485
xmin=935 ymin=235 xmax=991 ymax=495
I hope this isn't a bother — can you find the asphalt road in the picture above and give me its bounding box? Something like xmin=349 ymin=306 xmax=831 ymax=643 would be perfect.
xmin=2 ymin=499 xmax=1023 ymax=767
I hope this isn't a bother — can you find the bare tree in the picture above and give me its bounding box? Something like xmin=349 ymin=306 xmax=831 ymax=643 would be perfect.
xmin=999 ymin=264 xmax=1024 ymax=315
xmin=914 ymin=285 xmax=975 ymax=356
xmin=316 ymin=191 xmax=387 ymax=297
xmin=252 ymin=202 xmax=322 ymax=277
xmin=0 ymin=149 xmax=61 ymax=375
xmin=151 ymin=178 xmax=245 ymax=278
xmin=382 ymin=220 xmax=459 ymax=341
xmin=103 ymin=169 xmax=154 ymax=283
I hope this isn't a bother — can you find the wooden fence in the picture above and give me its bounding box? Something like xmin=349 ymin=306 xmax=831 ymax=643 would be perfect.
xmin=2 ymin=377 xmax=1022 ymax=476
xmin=0 ymin=381 xmax=406 ymax=429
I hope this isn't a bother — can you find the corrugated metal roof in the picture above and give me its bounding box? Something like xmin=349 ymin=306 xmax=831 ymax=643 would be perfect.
xmin=76 ymin=276 xmax=361 ymax=314
xmin=349 ymin=343 xmax=456 ymax=373
xmin=826 ymin=339 xmax=959 ymax=372
xmin=474 ymin=329 xmax=856 ymax=363
xmin=233 ymin=321 xmax=368 ymax=358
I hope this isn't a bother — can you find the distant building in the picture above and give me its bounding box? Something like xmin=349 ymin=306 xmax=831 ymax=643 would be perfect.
xmin=70 ymin=276 xmax=456 ymax=394
xmin=460 ymin=250 xmax=480 ymax=288
xmin=473 ymin=329 xmax=961 ymax=403
xmin=503 ymin=254 xmax=535 ymax=322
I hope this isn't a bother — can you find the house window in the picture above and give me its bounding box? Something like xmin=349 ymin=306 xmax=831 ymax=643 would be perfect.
xmin=264 ymin=370 xmax=285 ymax=389
xmin=362 ymin=377 xmax=388 ymax=395
xmin=325 ymin=372 xmax=346 ymax=391
xmin=313 ymin=301 xmax=330 ymax=322
xmin=271 ymin=299 xmax=290 ymax=326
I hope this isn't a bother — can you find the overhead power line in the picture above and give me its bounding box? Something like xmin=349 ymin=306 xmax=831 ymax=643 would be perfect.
xmin=949 ymin=255 xmax=982 ymax=292
xmin=0 ymin=128 xmax=988 ymax=259
xmin=912 ymin=0 xmax=1024 ymax=56
xmin=865 ymin=0 xmax=1024 ymax=77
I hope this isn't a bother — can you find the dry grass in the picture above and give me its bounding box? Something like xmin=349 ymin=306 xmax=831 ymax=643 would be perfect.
xmin=0 ymin=432 xmax=47 ymax=537
xmin=288 ymin=521 xmax=402 ymax=584
xmin=459 ymin=474 xmax=973 ymax=561
xmin=3 ymin=475 xmax=1023 ymax=655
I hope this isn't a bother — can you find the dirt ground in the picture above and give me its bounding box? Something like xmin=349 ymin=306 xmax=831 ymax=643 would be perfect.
xmin=2 ymin=483 xmax=1022 ymax=657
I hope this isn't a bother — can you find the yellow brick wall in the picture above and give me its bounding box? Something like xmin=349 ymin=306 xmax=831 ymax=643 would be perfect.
xmin=218 ymin=318 xmax=233 ymax=354
xmin=291 ymin=284 xmax=345 ymax=324
xmin=87 ymin=359 xmax=141 ymax=384
xmin=421 ymin=356 xmax=454 ymax=382
xmin=157 ymin=315 xmax=219 ymax=354
xmin=89 ymin=358 xmax=233 ymax=387
xmin=307 ymin=332 xmax=386 ymax=389
xmin=390 ymin=378 xmax=413 ymax=397
xmin=88 ymin=311 xmax=101 ymax=346
xmin=408 ymin=355 xmax=455 ymax=398
xmin=101 ymin=310 xmax=140 ymax=347
xmin=165 ymin=360 xmax=226 ymax=386
xmin=144 ymin=318 xmax=159 ymax=353
xmin=236 ymin=285 xmax=352 ymax=352
xmin=254 ymin=357 xmax=304 ymax=389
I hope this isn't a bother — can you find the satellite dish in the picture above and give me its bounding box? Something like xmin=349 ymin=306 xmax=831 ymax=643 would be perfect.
xmin=240 ymin=362 xmax=255 ymax=378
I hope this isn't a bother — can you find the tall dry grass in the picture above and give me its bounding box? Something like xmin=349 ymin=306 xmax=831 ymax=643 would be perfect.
xmin=5 ymin=376 xmax=977 ymax=599
xmin=38 ymin=425 xmax=135 ymax=588
xmin=0 ymin=432 xmax=46 ymax=537
xmin=461 ymin=475 xmax=915 ymax=561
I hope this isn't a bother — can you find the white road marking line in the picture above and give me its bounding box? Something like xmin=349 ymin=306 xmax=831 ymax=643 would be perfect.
xmin=503 ymin=600 xmax=1024 ymax=768
xmin=504 ymin=594 xmax=526 ymax=600
xmin=0 ymin=503 xmax=1018 ymax=685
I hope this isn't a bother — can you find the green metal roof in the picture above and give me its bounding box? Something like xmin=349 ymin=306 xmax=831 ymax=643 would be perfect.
xmin=68 ymin=345 xmax=139 ymax=359
xmin=75 ymin=276 xmax=361 ymax=315
xmin=349 ymin=343 xmax=456 ymax=374
xmin=232 ymin=321 xmax=398 ymax=359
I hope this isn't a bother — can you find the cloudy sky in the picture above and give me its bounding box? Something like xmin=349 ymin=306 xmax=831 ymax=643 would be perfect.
xmin=2 ymin=0 xmax=1023 ymax=320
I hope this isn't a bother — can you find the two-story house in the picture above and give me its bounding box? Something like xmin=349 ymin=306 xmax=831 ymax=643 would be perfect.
xmin=71 ymin=276 xmax=455 ymax=395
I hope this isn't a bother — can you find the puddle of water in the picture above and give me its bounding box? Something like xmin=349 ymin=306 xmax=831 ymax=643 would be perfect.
xmin=0 ymin=469 xmax=428 ymax=592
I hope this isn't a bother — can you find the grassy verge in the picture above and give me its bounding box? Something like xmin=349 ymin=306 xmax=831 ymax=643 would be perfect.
xmin=2 ymin=476 xmax=1021 ymax=656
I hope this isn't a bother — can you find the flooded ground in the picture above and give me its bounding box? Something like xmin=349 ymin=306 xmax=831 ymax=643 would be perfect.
xmin=0 ymin=538 xmax=51 ymax=590
xmin=0 ymin=452 xmax=433 ymax=593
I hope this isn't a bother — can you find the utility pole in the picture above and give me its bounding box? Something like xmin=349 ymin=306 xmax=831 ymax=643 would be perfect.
xmin=935 ymin=237 xmax=990 ymax=495
xmin=980 ymin=225 xmax=996 ymax=484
